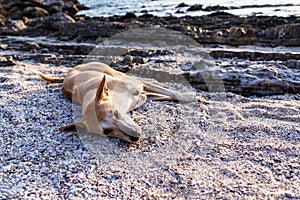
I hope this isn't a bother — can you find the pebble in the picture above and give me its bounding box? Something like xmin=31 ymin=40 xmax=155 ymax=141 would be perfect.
xmin=123 ymin=55 xmax=133 ymax=64
xmin=133 ymin=56 xmax=148 ymax=64
xmin=0 ymin=44 xmax=8 ymax=50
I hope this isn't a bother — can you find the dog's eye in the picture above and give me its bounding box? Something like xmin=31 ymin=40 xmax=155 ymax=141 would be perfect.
xmin=114 ymin=111 xmax=119 ymax=118
xmin=103 ymin=128 xmax=113 ymax=135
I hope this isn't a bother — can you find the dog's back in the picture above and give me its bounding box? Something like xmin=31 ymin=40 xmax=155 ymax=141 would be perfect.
xmin=62 ymin=62 xmax=146 ymax=112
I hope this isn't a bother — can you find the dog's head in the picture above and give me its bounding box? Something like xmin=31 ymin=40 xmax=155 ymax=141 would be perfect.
xmin=59 ymin=76 xmax=142 ymax=143
xmin=94 ymin=76 xmax=142 ymax=142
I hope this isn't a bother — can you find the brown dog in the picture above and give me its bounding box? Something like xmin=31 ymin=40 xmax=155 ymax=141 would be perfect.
xmin=40 ymin=62 xmax=195 ymax=142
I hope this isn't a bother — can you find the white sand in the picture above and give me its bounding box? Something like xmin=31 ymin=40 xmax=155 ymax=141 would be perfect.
xmin=0 ymin=62 xmax=299 ymax=199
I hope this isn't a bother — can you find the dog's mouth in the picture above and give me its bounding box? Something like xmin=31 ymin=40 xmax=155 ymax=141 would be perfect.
xmin=118 ymin=126 xmax=141 ymax=143
xmin=102 ymin=123 xmax=141 ymax=142
xmin=110 ymin=130 xmax=141 ymax=143
xmin=128 ymin=135 xmax=140 ymax=142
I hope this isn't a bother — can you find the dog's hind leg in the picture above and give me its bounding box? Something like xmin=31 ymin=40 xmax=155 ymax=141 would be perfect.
xmin=142 ymin=81 xmax=195 ymax=102
xmin=145 ymin=92 xmax=174 ymax=101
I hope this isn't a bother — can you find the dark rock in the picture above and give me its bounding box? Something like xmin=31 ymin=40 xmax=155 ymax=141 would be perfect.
xmin=2 ymin=0 xmax=47 ymax=10
xmin=61 ymin=0 xmax=79 ymax=17
xmin=176 ymin=3 xmax=189 ymax=8
xmin=245 ymin=16 xmax=289 ymax=29
xmin=123 ymin=55 xmax=133 ymax=64
xmin=109 ymin=62 xmax=131 ymax=73
xmin=133 ymin=57 xmax=148 ymax=64
xmin=21 ymin=42 xmax=40 ymax=52
xmin=0 ymin=76 xmax=7 ymax=83
xmin=187 ymin=4 xmax=203 ymax=12
xmin=276 ymin=23 xmax=300 ymax=39
xmin=0 ymin=0 xmax=87 ymax=24
xmin=122 ymin=12 xmax=137 ymax=19
xmin=22 ymin=6 xmax=49 ymax=18
xmin=41 ymin=48 xmax=50 ymax=53
xmin=168 ymin=25 xmax=186 ymax=32
xmin=184 ymin=61 xmax=300 ymax=96
xmin=228 ymin=27 xmax=247 ymax=38
xmin=6 ymin=7 xmax=23 ymax=20
xmin=128 ymin=49 xmax=173 ymax=57
xmin=0 ymin=56 xmax=16 ymax=66
xmin=120 ymin=54 xmax=148 ymax=65
xmin=140 ymin=13 xmax=154 ymax=18
xmin=0 ymin=7 xmax=6 ymax=26
xmin=44 ymin=0 xmax=88 ymax=15
xmin=210 ymin=50 xmax=300 ymax=61
xmin=208 ymin=11 xmax=236 ymax=18
xmin=35 ymin=12 xmax=75 ymax=31
xmin=175 ymin=10 xmax=184 ymax=14
xmin=203 ymin=5 xmax=228 ymax=12
xmin=47 ymin=4 xmax=63 ymax=14
xmin=2 ymin=0 xmax=49 ymax=20
xmin=6 ymin=20 xmax=27 ymax=30
xmin=0 ymin=3 xmax=299 ymax=47
xmin=263 ymin=23 xmax=300 ymax=46
xmin=285 ymin=60 xmax=300 ymax=69
xmin=74 ymin=1 xmax=89 ymax=11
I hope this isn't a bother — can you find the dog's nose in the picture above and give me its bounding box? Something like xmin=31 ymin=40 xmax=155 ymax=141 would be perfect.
xmin=127 ymin=127 xmax=141 ymax=142
xmin=129 ymin=135 xmax=140 ymax=142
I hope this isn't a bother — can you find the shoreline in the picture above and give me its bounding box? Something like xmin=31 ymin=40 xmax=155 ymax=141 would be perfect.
xmin=77 ymin=1 xmax=300 ymax=18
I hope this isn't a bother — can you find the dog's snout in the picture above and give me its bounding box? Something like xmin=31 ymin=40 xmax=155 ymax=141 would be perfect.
xmin=125 ymin=128 xmax=141 ymax=142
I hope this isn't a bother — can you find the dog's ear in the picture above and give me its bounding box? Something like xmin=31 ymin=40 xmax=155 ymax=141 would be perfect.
xmin=59 ymin=121 xmax=85 ymax=132
xmin=95 ymin=75 xmax=109 ymax=102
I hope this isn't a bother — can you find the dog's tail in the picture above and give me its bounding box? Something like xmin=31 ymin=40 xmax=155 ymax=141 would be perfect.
xmin=39 ymin=74 xmax=64 ymax=83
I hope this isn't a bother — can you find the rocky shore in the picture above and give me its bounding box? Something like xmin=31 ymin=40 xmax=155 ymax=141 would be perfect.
xmin=1 ymin=0 xmax=300 ymax=96
xmin=0 ymin=0 xmax=299 ymax=199
xmin=1 ymin=0 xmax=300 ymax=46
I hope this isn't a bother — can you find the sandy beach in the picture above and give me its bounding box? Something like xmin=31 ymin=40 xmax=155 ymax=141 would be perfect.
xmin=0 ymin=0 xmax=299 ymax=199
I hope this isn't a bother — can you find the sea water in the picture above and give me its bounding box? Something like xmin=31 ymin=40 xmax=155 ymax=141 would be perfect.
xmin=78 ymin=0 xmax=300 ymax=17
